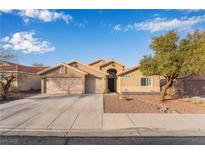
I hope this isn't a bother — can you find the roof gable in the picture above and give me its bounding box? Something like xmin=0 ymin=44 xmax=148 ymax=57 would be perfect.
xmin=100 ymin=60 xmax=125 ymax=68
xmin=37 ymin=63 xmax=87 ymax=75
xmin=68 ymin=60 xmax=108 ymax=77
xmin=89 ymin=59 xmax=107 ymax=66
xmin=118 ymin=65 xmax=139 ymax=76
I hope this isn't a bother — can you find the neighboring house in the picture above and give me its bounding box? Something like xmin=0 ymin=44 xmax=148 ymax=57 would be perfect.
xmin=176 ymin=72 xmax=205 ymax=96
xmin=38 ymin=59 xmax=161 ymax=94
xmin=0 ymin=61 xmax=47 ymax=92
xmin=160 ymin=72 xmax=205 ymax=96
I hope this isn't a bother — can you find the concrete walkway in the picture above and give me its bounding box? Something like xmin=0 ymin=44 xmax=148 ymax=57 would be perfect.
xmin=0 ymin=94 xmax=205 ymax=137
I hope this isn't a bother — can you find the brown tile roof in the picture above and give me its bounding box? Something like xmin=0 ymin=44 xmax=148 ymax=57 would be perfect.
xmin=30 ymin=66 xmax=49 ymax=72
xmin=0 ymin=61 xmax=48 ymax=73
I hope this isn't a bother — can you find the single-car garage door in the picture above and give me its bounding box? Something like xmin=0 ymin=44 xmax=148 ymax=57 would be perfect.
xmin=85 ymin=76 xmax=104 ymax=93
xmin=184 ymin=80 xmax=205 ymax=95
xmin=45 ymin=77 xmax=84 ymax=94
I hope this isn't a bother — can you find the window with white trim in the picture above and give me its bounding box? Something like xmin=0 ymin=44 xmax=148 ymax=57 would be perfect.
xmin=140 ymin=77 xmax=151 ymax=86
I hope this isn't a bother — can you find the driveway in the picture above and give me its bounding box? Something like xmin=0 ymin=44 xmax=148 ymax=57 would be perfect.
xmin=1 ymin=93 xmax=205 ymax=138
xmin=0 ymin=94 xmax=103 ymax=136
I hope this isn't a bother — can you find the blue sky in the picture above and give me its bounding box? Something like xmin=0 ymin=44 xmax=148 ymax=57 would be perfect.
xmin=0 ymin=9 xmax=205 ymax=67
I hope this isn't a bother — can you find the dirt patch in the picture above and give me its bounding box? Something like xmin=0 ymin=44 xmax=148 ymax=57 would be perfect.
xmin=0 ymin=90 xmax=40 ymax=104
xmin=104 ymin=94 xmax=205 ymax=114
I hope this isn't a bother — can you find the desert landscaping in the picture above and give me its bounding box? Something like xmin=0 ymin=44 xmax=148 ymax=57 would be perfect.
xmin=104 ymin=94 xmax=205 ymax=114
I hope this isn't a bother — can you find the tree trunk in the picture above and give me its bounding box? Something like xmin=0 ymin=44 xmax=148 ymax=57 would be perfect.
xmin=161 ymin=79 xmax=173 ymax=101
xmin=1 ymin=85 xmax=8 ymax=100
xmin=0 ymin=73 xmax=15 ymax=101
xmin=1 ymin=93 xmax=7 ymax=100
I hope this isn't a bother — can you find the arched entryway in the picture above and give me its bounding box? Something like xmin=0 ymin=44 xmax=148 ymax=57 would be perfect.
xmin=107 ymin=69 xmax=117 ymax=92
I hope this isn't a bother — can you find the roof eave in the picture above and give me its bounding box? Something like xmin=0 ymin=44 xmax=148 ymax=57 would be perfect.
xmin=118 ymin=66 xmax=139 ymax=76
xmin=37 ymin=63 xmax=87 ymax=76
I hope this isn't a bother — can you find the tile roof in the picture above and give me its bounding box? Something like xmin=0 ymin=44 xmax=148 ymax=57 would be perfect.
xmin=0 ymin=61 xmax=48 ymax=73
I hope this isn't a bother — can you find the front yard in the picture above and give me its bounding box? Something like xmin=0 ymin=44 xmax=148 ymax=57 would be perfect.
xmin=104 ymin=94 xmax=205 ymax=114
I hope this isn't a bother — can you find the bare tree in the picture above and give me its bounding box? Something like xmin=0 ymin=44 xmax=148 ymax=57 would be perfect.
xmin=0 ymin=51 xmax=17 ymax=100
xmin=32 ymin=62 xmax=44 ymax=67
xmin=0 ymin=51 xmax=16 ymax=62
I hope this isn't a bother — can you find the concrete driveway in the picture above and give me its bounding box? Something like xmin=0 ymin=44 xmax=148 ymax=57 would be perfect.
xmin=0 ymin=94 xmax=103 ymax=136
xmin=1 ymin=93 xmax=205 ymax=138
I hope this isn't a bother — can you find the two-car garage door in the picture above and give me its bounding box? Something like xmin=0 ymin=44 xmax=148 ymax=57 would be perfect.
xmin=45 ymin=77 xmax=84 ymax=94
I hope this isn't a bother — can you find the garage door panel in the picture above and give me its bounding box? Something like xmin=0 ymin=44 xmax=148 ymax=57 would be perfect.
xmin=85 ymin=77 xmax=104 ymax=94
xmin=184 ymin=80 xmax=205 ymax=95
xmin=46 ymin=78 xmax=84 ymax=94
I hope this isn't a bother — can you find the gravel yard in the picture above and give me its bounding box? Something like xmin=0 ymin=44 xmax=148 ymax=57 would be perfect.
xmin=104 ymin=94 xmax=205 ymax=114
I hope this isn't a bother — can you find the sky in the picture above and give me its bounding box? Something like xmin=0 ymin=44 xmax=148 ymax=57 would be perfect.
xmin=0 ymin=9 xmax=205 ymax=67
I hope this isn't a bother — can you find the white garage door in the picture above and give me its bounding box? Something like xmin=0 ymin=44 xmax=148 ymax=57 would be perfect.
xmin=46 ymin=77 xmax=84 ymax=94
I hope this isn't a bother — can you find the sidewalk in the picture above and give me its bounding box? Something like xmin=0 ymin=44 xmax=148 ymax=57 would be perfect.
xmin=1 ymin=113 xmax=205 ymax=137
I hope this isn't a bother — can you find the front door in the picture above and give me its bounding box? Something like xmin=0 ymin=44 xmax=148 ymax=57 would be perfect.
xmin=108 ymin=78 xmax=115 ymax=92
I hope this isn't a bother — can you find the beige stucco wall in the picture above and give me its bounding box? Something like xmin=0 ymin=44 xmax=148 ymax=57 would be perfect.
xmin=16 ymin=73 xmax=41 ymax=91
xmin=100 ymin=62 xmax=124 ymax=73
xmin=41 ymin=78 xmax=46 ymax=93
xmin=85 ymin=75 xmax=105 ymax=93
xmin=119 ymin=69 xmax=160 ymax=93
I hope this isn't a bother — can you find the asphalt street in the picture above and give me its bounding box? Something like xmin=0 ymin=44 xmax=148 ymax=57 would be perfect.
xmin=1 ymin=136 xmax=205 ymax=145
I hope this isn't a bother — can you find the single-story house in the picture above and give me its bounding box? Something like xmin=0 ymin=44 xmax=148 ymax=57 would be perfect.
xmin=0 ymin=61 xmax=47 ymax=92
xmin=38 ymin=59 xmax=161 ymax=94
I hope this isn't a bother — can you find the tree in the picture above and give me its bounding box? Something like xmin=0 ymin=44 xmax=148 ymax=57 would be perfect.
xmin=0 ymin=73 xmax=15 ymax=100
xmin=32 ymin=62 xmax=44 ymax=67
xmin=139 ymin=30 xmax=205 ymax=101
xmin=0 ymin=51 xmax=16 ymax=62
xmin=0 ymin=51 xmax=16 ymax=100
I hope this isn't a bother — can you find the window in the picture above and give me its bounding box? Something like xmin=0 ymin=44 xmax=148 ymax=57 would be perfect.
xmin=140 ymin=77 xmax=151 ymax=86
